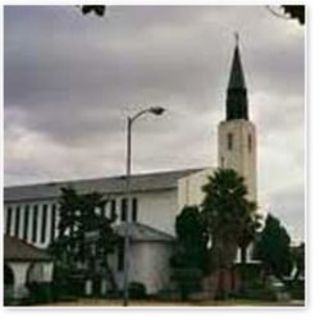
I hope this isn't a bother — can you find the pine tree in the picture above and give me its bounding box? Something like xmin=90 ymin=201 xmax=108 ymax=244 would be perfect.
xmin=253 ymin=214 xmax=293 ymax=280
xmin=49 ymin=187 xmax=119 ymax=296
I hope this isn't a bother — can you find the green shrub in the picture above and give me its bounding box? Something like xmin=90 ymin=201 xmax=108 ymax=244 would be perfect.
xmin=27 ymin=282 xmax=53 ymax=304
xmin=128 ymin=282 xmax=147 ymax=299
xmin=233 ymin=287 xmax=277 ymax=301
xmin=172 ymin=267 xmax=202 ymax=301
xmin=286 ymin=280 xmax=305 ymax=300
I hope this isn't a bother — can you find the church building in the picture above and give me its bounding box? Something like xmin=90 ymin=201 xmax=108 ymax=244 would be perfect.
xmin=3 ymin=40 xmax=257 ymax=298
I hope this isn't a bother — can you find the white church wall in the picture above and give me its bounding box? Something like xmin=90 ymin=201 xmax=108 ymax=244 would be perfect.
xmin=133 ymin=189 xmax=178 ymax=236
xmin=4 ymin=200 xmax=58 ymax=249
xmin=27 ymin=261 xmax=54 ymax=283
xmin=4 ymin=186 xmax=179 ymax=249
xmin=129 ymin=241 xmax=174 ymax=294
xmin=7 ymin=261 xmax=31 ymax=299
xmin=178 ymin=168 xmax=214 ymax=211
xmin=218 ymin=119 xmax=257 ymax=202
xmin=110 ymin=241 xmax=174 ymax=294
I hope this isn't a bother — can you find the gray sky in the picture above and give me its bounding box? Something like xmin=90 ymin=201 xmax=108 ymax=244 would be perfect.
xmin=3 ymin=5 xmax=305 ymax=241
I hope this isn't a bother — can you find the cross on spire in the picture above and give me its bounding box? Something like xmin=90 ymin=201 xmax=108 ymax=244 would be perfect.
xmin=234 ymin=32 xmax=239 ymax=46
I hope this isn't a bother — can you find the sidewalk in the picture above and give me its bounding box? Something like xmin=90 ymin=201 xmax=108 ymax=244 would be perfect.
xmin=39 ymin=298 xmax=305 ymax=307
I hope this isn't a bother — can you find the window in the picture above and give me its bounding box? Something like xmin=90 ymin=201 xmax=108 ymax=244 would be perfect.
xmin=95 ymin=206 xmax=102 ymax=216
xmin=227 ymin=133 xmax=233 ymax=150
xmin=101 ymin=203 xmax=107 ymax=217
xmin=221 ymin=156 xmax=225 ymax=168
xmin=248 ymin=134 xmax=252 ymax=153
xmin=50 ymin=204 xmax=56 ymax=243
xmin=41 ymin=204 xmax=48 ymax=243
xmin=111 ymin=199 xmax=116 ymax=219
xmin=32 ymin=205 xmax=38 ymax=242
xmin=132 ymin=198 xmax=138 ymax=222
xmin=121 ymin=198 xmax=127 ymax=222
xmin=14 ymin=206 xmax=21 ymax=237
xmin=6 ymin=207 xmax=12 ymax=235
xmin=117 ymin=239 xmax=125 ymax=271
xmin=23 ymin=205 xmax=30 ymax=240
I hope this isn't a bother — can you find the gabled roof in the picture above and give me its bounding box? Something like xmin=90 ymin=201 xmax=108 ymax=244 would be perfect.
xmin=4 ymin=168 xmax=204 ymax=202
xmin=115 ymin=222 xmax=175 ymax=242
xmin=4 ymin=235 xmax=52 ymax=262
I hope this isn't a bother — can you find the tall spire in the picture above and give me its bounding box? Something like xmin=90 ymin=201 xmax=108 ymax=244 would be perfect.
xmin=226 ymin=34 xmax=249 ymax=120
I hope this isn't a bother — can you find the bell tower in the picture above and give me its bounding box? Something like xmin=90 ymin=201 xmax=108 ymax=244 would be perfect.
xmin=218 ymin=36 xmax=257 ymax=202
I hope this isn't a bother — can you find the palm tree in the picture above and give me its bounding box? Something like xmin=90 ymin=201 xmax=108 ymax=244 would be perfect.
xmin=200 ymin=168 xmax=258 ymax=297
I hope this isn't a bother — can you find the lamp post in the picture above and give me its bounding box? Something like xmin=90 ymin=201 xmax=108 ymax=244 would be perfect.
xmin=123 ymin=106 xmax=166 ymax=306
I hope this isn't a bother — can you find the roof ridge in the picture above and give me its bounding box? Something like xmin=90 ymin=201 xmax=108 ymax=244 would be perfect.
xmin=134 ymin=222 xmax=176 ymax=239
xmin=5 ymin=167 xmax=206 ymax=189
xmin=115 ymin=222 xmax=176 ymax=241
xmin=4 ymin=235 xmax=52 ymax=261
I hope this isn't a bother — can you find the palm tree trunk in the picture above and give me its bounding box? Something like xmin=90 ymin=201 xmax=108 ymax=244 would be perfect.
xmin=217 ymin=269 xmax=227 ymax=300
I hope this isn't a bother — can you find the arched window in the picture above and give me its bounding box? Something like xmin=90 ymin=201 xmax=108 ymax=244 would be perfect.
xmin=4 ymin=264 xmax=14 ymax=286
xmin=14 ymin=206 xmax=21 ymax=237
xmin=248 ymin=134 xmax=252 ymax=153
xmin=32 ymin=205 xmax=38 ymax=243
xmin=6 ymin=207 xmax=12 ymax=235
xmin=227 ymin=133 xmax=233 ymax=150
xmin=23 ymin=205 xmax=30 ymax=241
xmin=132 ymin=198 xmax=138 ymax=222
xmin=41 ymin=204 xmax=48 ymax=243
xmin=111 ymin=199 xmax=116 ymax=219
xmin=50 ymin=204 xmax=57 ymax=243
xmin=121 ymin=198 xmax=127 ymax=221
xmin=221 ymin=156 xmax=225 ymax=168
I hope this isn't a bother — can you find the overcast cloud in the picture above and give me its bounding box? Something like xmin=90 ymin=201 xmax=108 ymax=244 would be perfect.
xmin=3 ymin=5 xmax=305 ymax=241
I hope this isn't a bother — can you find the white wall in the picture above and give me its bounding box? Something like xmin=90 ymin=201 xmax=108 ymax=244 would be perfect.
xmin=4 ymin=200 xmax=58 ymax=249
xmin=113 ymin=241 xmax=174 ymax=295
xmin=177 ymin=168 xmax=214 ymax=211
xmin=218 ymin=119 xmax=257 ymax=202
xmin=4 ymin=186 xmax=179 ymax=249
xmin=28 ymin=261 xmax=54 ymax=283
xmin=7 ymin=262 xmax=30 ymax=299
xmin=132 ymin=189 xmax=178 ymax=236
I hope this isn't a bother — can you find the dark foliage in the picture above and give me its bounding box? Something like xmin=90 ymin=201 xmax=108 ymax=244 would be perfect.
xmin=282 ymin=5 xmax=305 ymax=25
xmin=253 ymin=214 xmax=293 ymax=279
xmin=27 ymin=282 xmax=53 ymax=304
xmin=81 ymin=5 xmax=106 ymax=17
xmin=49 ymin=187 xmax=119 ymax=297
xmin=291 ymin=242 xmax=305 ymax=280
xmin=128 ymin=282 xmax=147 ymax=299
xmin=171 ymin=206 xmax=207 ymax=300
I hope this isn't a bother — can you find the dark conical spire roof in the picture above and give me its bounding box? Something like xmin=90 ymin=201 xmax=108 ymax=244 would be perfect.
xmin=228 ymin=44 xmax=246 ymax=90
xmin=226 ymin=36 xmax=249 ymax=121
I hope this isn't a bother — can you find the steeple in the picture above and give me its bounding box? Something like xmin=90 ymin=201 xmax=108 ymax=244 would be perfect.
xmin=226 ymin=34 xmax=249 ymax=120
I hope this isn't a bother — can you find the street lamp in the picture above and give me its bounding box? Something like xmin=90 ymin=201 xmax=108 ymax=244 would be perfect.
xmin=123 ymin=106 xmax=166 ymax=306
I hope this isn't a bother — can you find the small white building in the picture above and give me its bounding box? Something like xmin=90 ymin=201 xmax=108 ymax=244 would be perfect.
xmin=3 ymin=41 xmax=258 ymax=296
xmin=4 ymin=235 xmax=54 ymax=302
